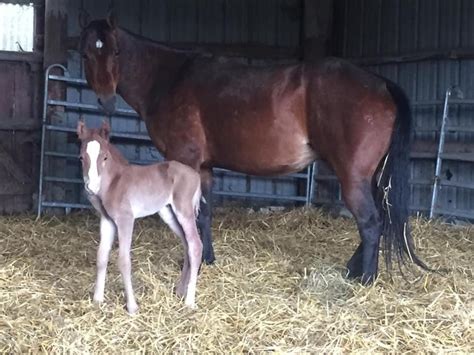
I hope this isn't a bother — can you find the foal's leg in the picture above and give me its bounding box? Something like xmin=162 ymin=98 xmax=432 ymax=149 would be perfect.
xmin=93 ymin=216 xmax=116 ymax=303
xmin=158 ymin=206 xmax=189 ymax=298
xmin=115 ymin=215 xmax=138 ymax=314
xmin=341 ymin=180 xmax=382 ymax=285
xmin=173 ymin=208 xmax=203 ymax=309
xmin=198 ymin=169 xmax=215 ymax=264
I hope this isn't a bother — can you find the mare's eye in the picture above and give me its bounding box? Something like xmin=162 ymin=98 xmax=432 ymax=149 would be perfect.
xmin=114 ymin=50 xmax=120 ymax=56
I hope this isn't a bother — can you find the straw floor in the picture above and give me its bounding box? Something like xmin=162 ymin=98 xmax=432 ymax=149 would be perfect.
xmin=0 ymin=208 xmax=472 ymax=353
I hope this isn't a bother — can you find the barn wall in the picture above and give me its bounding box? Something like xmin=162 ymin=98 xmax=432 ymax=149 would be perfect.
xmin=38 ymin=0 xmax=306 ymax=210
xmin=0 ymin=1 xmax=44 ymax=214
xmin=322 ymin=0 xmax=474 ymax=219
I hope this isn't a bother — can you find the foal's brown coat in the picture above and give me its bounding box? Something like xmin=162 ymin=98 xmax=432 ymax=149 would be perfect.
xmin=77 ymin=120 xmax=202 ymax=312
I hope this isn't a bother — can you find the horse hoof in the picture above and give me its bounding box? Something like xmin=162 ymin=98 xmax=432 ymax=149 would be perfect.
xmin=345 ymin=267 xmax=363 ymax=280
xmin=360 ymin=273 xmax=377 ymax=286
xmin=175 ymin=284 xmax=187 ymax=299
xmin=202 ymin=255 xmax=215 ymax=265
xmin=92 ymin=294 xmax=104 ymax=304
xmin=185 ymin=301 xmax=197 ymax=310
xmin=127 ymin=302 xmax=139 ymax=315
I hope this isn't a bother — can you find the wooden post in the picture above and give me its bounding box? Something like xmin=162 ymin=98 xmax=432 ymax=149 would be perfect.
xmin=303 ymin=0 xmax=334 ymax=61
xmin=43 ymin=0 xmax=68 ymax=210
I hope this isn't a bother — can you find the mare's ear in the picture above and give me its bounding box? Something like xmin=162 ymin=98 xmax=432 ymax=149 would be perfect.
xmin=106 ymin=9 xmax=117 ymax=29
xmin=78 ymin=9 xmax=90 ymax=30
xmin=77 ymin=119 xmax=89 ymax=139
xmin=100 ymin=119 xmax=111 ymax=140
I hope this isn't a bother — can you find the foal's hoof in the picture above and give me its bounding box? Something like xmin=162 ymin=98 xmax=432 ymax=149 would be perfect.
xmin=92 ymin=294 xmax=104 ymax=304
xmin=126 ymin=301 xmax=139 ymax=315
xmin=175 ymin=283 xmax=187 ymax=299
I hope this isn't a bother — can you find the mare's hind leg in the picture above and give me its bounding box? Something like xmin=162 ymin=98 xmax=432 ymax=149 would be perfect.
xmin=341 ymin=180 xmax=382 ymax=285
xmin=198 ymin=169 xmax=215 ymax=264
xmin=115 ymin=215 xmax=138 ymax=314
xmin=158 ymin=206 xmax=190 ymax=298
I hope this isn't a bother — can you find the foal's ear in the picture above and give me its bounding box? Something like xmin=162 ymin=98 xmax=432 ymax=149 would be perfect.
xmin=100 ymin=119 xmax=111 ymax=140
xmin=77 ymin=119 xmax=88 ymax=139
xmin=78 ymin=9 xmax=90 ymax=30
xmin=106 ymin=9 xmax=117 ymax=29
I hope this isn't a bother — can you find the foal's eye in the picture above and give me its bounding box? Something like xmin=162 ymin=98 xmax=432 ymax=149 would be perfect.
xmin=104 ymin=156 xmax=108 ymax=161
xmin=79 ymin=156 xmax=83 ymax=161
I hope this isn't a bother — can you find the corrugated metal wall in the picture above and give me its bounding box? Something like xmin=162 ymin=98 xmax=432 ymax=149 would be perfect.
xmin=43 ymin=0 xmax=305 ymax=209
xmin=326 ymin=0 xmax=474 ymax=219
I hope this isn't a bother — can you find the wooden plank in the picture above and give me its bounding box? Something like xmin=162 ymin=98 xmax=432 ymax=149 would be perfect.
xmin=44 ymin=0 xmax=68 ymax=68
xmin=0 ymin=143 xmax=31 ymax=185
xmin=0 ymin=51 xmax=43 ymax=63
xmin=0 ymin=117 xmax=40 ymax=130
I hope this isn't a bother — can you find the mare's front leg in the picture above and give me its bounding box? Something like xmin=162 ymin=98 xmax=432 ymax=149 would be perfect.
xmin=198 ymin=169 xmax=215 ymax=264
xmin=115 ymin=214 xmax=138 ymax=314
xmin=93 ymin=216 xmax=116 ymax=303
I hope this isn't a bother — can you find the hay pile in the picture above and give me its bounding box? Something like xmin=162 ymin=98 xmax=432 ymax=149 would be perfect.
xmin=0 ymin=208 xmax=472 ymax=353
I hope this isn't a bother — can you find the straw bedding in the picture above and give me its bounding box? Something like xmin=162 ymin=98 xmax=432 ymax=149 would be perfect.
xmin=0 ymin=208 xmax=472 ymax=353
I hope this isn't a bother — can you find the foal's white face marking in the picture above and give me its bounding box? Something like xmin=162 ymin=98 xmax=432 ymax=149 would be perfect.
xmin=86 ymin=140 xmax=101 ymax=194
xmin=96 ymin=39 xmax=103 ymax=49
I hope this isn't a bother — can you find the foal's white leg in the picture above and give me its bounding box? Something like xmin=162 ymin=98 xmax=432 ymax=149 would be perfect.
xmin=159 ymin=206 xmax=189 ymax=298
xmin=174 ymin=210 xmax=202 ymax=309
xmin=115 ymin=216 xmax=138 ymax=314
xmin=93 ymin=216 xmax=116 ymax=303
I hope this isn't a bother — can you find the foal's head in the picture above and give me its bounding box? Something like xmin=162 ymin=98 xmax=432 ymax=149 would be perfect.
xmin=79 ymin=13 xmax=120 ymax=115
xmin=77 ymin=120 xmax=112 ymax=195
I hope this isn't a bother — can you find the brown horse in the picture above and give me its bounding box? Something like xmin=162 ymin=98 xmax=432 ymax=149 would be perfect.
xmin=77 ymin=119 xmax=202 ymax=312
xmin=79 ymin=15 xmax=428 ymax=285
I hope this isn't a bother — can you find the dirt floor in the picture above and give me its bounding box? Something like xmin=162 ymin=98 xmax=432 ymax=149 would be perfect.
xmin=0 ymin=208 xmax=472 ymax=353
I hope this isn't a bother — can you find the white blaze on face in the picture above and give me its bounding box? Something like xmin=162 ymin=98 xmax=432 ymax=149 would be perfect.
xmin=86 ymin=140 xmax=101 ymax=194
xmin=96 ymin=39 xmax=103 ymax=49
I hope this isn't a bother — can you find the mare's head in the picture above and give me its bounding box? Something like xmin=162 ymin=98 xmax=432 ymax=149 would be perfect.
xmin=77 ymin=119 xmax=112 ymax=195
xmin=79 ymin=13 xmax=120 ymax=115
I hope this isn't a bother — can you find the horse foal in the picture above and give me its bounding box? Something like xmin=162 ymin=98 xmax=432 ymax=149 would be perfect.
xmin=77 ymin=119 xmax=202 ymax=313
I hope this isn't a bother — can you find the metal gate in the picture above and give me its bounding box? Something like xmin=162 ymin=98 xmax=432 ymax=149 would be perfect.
xmin=37 ymin=65 xmax=315 ymax=217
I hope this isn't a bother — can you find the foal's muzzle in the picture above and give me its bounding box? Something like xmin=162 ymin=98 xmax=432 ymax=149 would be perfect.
xmin=97 ymin=95 xmax=117 ymax=115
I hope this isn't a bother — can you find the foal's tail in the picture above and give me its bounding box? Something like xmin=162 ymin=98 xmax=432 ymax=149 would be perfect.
xmin=375 ymin=80 xmax=429 ymax=272
xmin=192 ymin=183 xmax=202 ymax=218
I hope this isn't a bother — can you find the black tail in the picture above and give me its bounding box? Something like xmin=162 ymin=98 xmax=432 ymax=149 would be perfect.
xmin=376 ymin=80 xmax=429 ymax=271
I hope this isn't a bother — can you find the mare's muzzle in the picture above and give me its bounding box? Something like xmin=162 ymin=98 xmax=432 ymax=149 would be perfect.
xmin=98 ymin=95 xmax=117 ymax=115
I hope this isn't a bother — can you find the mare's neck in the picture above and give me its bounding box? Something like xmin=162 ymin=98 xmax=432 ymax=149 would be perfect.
xmin=116 ymin=29 xmax=194 ymax=118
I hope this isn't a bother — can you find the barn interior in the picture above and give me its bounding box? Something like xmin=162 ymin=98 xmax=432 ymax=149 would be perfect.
xmin=0 ymin=0 xmax=472 ymax=352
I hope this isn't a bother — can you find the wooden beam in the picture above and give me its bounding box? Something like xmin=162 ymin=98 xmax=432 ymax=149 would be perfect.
xmin=0 ymin=117 xmax=41 ymax=131
xmin=303 ymin=0 xmax=334 ymax=61
xmin=348 ymin=48 xmax=474 ymax=66
xmin=67 ymin=36 xmax=300 ymax=60
xmin=43 ymin=0 xmax=68 ymax=68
